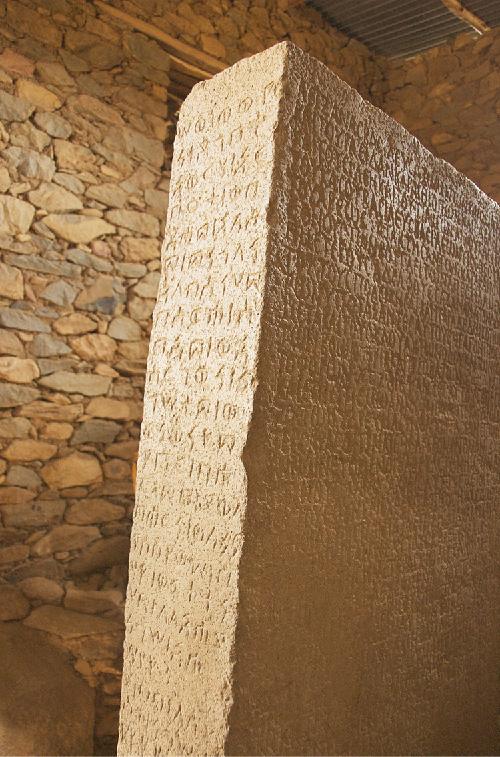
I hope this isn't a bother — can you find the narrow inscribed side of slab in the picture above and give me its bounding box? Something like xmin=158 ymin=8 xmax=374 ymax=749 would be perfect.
xmin=118 ymin=46 xmax=286 ymax=757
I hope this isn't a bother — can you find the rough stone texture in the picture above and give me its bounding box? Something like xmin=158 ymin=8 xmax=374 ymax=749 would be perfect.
xmin=3 ymin=438 xmax=55 ymax=462
xmin=29 ymin=183 xmax=83 ymax=213
xmin=31 ymin=524 xmax=101 ymax=557
xmin=119 ymin=44 xmax=499 ymax=757
xmin=0 ymin=357 xmax=39 ymax=384
xmin=19 ymin=576 xmax=65 ymax=604
xmin=0 ymin=194 xmax=35 ymax=234
xmin=0 ymin=308 xmax=50 ymax=333
xmin=24 ymin=603 xmax=122 ymax=638
xmin=0 ymin=544 xmax=29 ymax=566
xmin=72 ymin=420 xmax=121 ymax=445
xmin=0 ymin=417 xmax=31 ymax=438
xmin=66 ymin=498 xmax=125 ymax=525
xmin=0 ymin=330 xmax=25 ymax=357
xmin=65 ymin=584 xmax=123 ymax=615
xmin=0 ymin=383 xmax=40 ymax=407
xmin=0 ymin=262 xmax=23 ymax=300
xmin=0 ymin=1 xmax=498 ymax=754
xmin=0 ymin=89 xmax=34 ymax=121
xmin=41 ymin=452 xmax=103 ymax=489
xmin=38 ymin=370 xmax=111 ymax=396
xmin=16 ymin=78 xmax=62 ymax=111
xmin=0 ymin=622 xmax=94 ymax=756
xmin=68 ymin=535 xmax=130 ymax=576
xmin=1 ymin=499 xmax=65 ymax=528
xmin=0 ymin=583 xmax=30 ymax=620
xmin=43 ymin=213 xmax=115 ymax=244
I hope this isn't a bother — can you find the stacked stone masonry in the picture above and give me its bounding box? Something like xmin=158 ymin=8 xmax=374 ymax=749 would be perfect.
xmin=384 ymin=27 xmax=500 ymax=205
xmin=0 ymin=2 xmax=173 ymax=753
xmin=0 ymin=0 xmax=498 ymax=755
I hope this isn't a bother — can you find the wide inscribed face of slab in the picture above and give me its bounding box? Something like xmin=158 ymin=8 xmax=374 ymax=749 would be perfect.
xmin=119 ymin=43 xmax=499 ymax=756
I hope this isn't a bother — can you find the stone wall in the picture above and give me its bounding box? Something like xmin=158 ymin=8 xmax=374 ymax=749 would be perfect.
xmin=0 ymin=2 xmax=381 ymax=755
xmin=384 ymin=27 xmax=500 ymax=204
xmin=0 ymin=2 xmax=173 ymax=754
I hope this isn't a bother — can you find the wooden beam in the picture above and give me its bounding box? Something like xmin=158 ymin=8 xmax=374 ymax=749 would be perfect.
xmin=169 ymin=53 xmax=213 ymax=81
xmin=93 ymin=0 xmax=226 ymax=75
xmin=170 ymin=69 xmax=199 ymax=89
xmin=168 ymin=91 xmax=184 ymax=107
xmin=441 ymin=0 xmax=490 ymax=34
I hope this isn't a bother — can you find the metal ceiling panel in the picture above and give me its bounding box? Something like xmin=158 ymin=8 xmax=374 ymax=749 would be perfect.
xmin=307 ymin=0 xmax=494 ymax=57
xmin=466 ymin=0 xmax=500 ymax=27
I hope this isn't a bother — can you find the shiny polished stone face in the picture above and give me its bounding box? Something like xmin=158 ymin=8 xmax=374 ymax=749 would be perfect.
xmin=119 ymin=42 xmax=499 ymax=757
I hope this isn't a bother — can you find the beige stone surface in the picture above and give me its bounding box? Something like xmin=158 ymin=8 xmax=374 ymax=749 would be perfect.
xmin=119 ymin=44 xmax=499 ymax=756
xmin=38 ymin=370 xmax=111 ymax=396
xmin=0 ymin=356 xmax=39 ymax=383
xmin=70 ymin=333 xmax=117 ymax=362
xmin=384 ymin=29 xmax=500 ymax=205
xmin=53 ymin=313 xmax=97 ymax=335
xmin=31 ymin=524 xmax=100 ymax=557
xmin=65 ymin=498 xmax=125 ymax=525
xmin=0 ymin=194 xmax=35 ymax=234
xmin=16 ymin=78 xmax=62 ymax=111
xmin=0 ymin=330 xmax=24 ymax=357
xmin=65 ymin=584 xmax=122 ymax=615
xmin=86 ymin=397 xmax=131 ymax=420
xmin=0 ymin=3 xmax=164 ymax=745
xmin=41 ymin=451 xmax=103 ymax=489
xmin=43 ymin=213 xmax=115 ymax=244
xmin=28 ymin=181 xmax=83 ymax=212
xmin=0 ymin=486 xmax=36 ymax=506
xmin=24 ymin=604 xmax=121 ymax=638
xmin=0 ymin=263 xmax=23 ymax=300
xmin=68 ymin=535 xmax=130 ymax=575
xmin=3 ymin=439 xmax=56 ymax=462
xmin=0 ymin=544 xmax=29 ymax=566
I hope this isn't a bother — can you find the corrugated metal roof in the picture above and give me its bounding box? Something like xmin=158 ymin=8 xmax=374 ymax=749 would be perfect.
xmin=466 ymin=0 xmax=500 ymax=27
xmin=307 ymin=0 xmax=495 ymax=58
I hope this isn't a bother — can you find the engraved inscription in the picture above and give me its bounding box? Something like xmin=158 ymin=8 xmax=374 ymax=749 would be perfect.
xmin=118 ymin=53 xmax=285 ymax=757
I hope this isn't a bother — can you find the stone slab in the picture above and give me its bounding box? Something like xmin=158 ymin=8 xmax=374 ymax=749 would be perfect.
xmin=119 ymin=43 xmax=499 ymax=757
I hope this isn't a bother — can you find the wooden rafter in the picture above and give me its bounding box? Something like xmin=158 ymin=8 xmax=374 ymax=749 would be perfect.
xmin=168 ymin=53 xmax=213 ymax=81
xmin=93 ymin=0 xmax=226 ymax=76
xmin=441 ymin=0 xmax=491 ymax=34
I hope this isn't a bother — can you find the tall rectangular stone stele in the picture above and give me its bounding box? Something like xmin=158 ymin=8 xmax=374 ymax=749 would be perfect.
xmin=118 ymin=43 xmax=499 ymax=756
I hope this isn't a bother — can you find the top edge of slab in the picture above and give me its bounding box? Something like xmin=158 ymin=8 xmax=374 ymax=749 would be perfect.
xmin=181 ymin=41 xmax=498 ymax=214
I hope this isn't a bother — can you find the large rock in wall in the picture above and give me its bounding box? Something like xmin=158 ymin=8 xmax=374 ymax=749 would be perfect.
xmin=119 ymin=43 xmax=499 ymax=756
